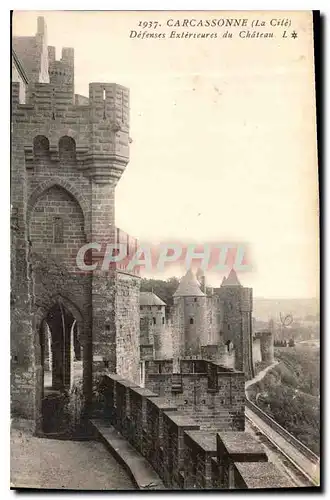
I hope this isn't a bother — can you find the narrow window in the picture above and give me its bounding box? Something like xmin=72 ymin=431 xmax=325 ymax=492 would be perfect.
xmin=153 ymin=317 xmax=156 ymax=325
xmin=162 ymin=317 xmax=165 ymax=325
xmin=53 ymin=217 xmax=63 ymax=243
xmin=190 ymin=318 xmax=194 ymax=325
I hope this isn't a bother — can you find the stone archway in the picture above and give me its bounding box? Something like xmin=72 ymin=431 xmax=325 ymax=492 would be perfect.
xmin=34 ymin=295 xmax=89 ymax=436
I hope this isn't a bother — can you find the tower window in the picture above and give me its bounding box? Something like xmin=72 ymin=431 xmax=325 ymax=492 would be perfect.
xmin=162 ymin=317 xmax=165 ymax=325
xmin=190 ymin=318 xmax=194 ymax=325
xmin=153 ymin=317 xmax=156 ymax=325
xmin=194 ymin=298 xmax=197 ymax=302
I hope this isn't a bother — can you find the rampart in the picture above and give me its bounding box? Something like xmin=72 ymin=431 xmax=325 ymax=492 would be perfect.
xmin=97 ymin=372 xmax=292 ymax=489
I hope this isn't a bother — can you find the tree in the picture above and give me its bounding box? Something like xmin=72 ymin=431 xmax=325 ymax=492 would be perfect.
xmin=140 ymin=277 xmax=180 ymax=307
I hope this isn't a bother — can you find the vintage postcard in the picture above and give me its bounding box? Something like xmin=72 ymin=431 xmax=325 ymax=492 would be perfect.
xmin=11 ymin=10 xmax=320 ymax=490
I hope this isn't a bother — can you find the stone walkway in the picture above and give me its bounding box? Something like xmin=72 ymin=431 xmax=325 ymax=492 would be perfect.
xmin=10 ymin=419 xmax=135 ymax=490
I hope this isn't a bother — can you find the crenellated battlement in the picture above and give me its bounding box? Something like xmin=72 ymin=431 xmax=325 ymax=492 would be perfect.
xmin=88 ymin=83 xmax=129 ymax=129
xmin=93 ymin=373 xmax=292 ymax=489
xmin=48 ymin=46 xmax=74 ymax=87
xmin=11 ymin=80 xmax=130 ymax=185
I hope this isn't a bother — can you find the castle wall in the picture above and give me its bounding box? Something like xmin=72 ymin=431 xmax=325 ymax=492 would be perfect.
xmin=144 ymin=359 xmax=245 ymax=432
xmin=13 ymin=16 xmax=49 ymax=84
xmin=172 ymin=296 xmax=208 ymax=357
xmin=139 ymin=304 xmax=171 ymax=359
xmin=75 ymin=94 xmax=89 ymax=106
xmin=48 ymin=47 xmax=74 ymax=90
xmin=206 ymin=295 xmax=218 ymax=344
xmin=159 ymin=323 xmax=173 ymax=359
xmin=172 ymin=297 xmax=185 ymax=362
xmin=29 ymin=184 xmax=86 ymax=270
xmin=95 ymin=373 xmax=291 ymax=489
xmin=11 ymin=43 xmax=138 ymax=429
xmin=12 ymin=59 xmax=27 ymax=103
xmin=116 ymin=272 xmax=140 ymax=385
xmin=184 ymin=296 xmax=208 ymax=355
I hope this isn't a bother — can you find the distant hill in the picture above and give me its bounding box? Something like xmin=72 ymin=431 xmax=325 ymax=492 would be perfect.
xmin=253 ymin=297 xmax=319 ymax=322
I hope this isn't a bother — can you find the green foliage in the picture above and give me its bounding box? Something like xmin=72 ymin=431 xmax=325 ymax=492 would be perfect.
xmin=140 ymin=276 xmax=180 ymax=307
xmin=274 ymin=346 xmax=320 ymax=396
xmin=250 ymin=346 xmax=320 ymax=454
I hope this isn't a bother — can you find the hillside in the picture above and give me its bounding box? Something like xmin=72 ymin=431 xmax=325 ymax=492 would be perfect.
xmin=247 ymin=345 xmax=320 ymax=454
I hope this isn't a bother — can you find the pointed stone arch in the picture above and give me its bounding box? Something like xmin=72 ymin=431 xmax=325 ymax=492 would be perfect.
xmin=34 ymin=293 xmax=86 ymax=352
xmin=33 ymin=293 xmax=90 ymax=434
xmin=26 ymin=177 xmax=90 ymax=239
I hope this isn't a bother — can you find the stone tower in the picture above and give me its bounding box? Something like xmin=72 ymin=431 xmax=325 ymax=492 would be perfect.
xmin=172 ymin=269 xmax=208 ymax=358
xmin=215 ymin=269 xmax=254 ymax=378
xmin=259 ymin=331 xmax=275 ymax=364
xmin=11 ymin=17 xmax=140 ymax=433
xmin=139 ymin=291 xmax=172 ymax=359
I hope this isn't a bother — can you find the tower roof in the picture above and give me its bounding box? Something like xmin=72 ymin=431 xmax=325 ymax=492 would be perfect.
xmin=140 ymin=292 xmax=166 ymax=307
xmin=222 ymin=269 xmax=242 ymax=287
xmin=173 ymin=269 xmax=205 ymax=297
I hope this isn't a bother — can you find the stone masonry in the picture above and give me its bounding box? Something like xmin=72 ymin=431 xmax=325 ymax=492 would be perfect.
xmin=11 ymin=16 xmax=140 ymax=434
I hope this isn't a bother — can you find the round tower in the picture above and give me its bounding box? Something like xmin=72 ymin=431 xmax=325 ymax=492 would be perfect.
xmin=139 ymin=292 xmax=172 ymax=359
xmin=173 ymin=269 xmax=207 ymax=357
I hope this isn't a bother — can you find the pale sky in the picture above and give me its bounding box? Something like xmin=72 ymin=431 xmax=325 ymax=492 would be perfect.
xmin=12 ymin=11 xmax=319 ymax=298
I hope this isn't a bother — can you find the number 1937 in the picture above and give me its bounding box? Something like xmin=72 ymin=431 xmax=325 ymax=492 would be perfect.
xmin=138 ymin=21 xmax=160 ymax=29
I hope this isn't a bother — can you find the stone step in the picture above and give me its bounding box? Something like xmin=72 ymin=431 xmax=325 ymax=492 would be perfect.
xmin=90 ymin=419 xmax=166 ymax=490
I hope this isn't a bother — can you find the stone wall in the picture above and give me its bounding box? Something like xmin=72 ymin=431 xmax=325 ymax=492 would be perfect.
xmin=11 ymin=24 xmax=139 ymax=430
xmin=144 ymin=359 xmax=245 ymax=432
xmin=12 ymin=58 xmax=27 ymax=103
xmin=13 ymin=16 xmax=49 ymax=84
xmin=214 ymin=286 xmax=253 ymax=379
xmin=116 ymin=272 xmax=141 ymax=385
xmin=97 ymin=373 xmax=291 ymax=489
xmin=139 ymin=303 xmax=172 ymax=359
xmin=172 ymin=296 xmax=208 ymax=357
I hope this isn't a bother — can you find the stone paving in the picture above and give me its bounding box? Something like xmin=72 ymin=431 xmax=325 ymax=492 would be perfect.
xmin=10 ymin=419 xmax=135 ymax=490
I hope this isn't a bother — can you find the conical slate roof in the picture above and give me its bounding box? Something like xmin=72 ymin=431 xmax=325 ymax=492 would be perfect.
xmin=173 ymin=269 xmax=205 ymax=297
xmin=222 ymin=268 xmax=242 ymax=286
xmin=140 ymin=292 xmax=166 ymax=306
